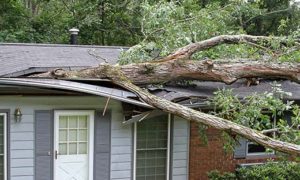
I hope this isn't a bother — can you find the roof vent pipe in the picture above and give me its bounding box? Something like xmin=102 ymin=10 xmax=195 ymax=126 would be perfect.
xmin=69 ymin=28 xmax=79 ymax=45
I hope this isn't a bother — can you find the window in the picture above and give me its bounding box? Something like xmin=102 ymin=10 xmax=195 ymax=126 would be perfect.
xmin=0 ymin=113 xmax=7 ymax=180
xmin=58 ymin=115 xmax=89 ymax=155
xmin=246 ymin=142 xmax=274 ymax=156
xmin=134 ymin=115 xmax=170 ymax=180
xmin=235 ymin=113 xmax=276 ymax=158
xmin=246 ymin=113 xmax=275 ymax=156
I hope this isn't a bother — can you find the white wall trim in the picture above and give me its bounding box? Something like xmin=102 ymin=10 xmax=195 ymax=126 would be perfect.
xmin=0 ymin=113 xmax=7 ymax=180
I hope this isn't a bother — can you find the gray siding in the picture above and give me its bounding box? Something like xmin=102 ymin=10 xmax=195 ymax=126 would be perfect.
xmin=172 ymin=116 xmax=190 ymax=180
xmin=10 ymin=114 xmax=35 ymax=180
xmin=110 ymin=109 xmax=132 ymax=180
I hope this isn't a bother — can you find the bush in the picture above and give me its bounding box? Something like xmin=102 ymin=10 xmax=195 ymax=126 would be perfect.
xmin=208 ymin=161 xmax=300 ymax=180
xmin=208 ymin=170 xmax=236 ymax=180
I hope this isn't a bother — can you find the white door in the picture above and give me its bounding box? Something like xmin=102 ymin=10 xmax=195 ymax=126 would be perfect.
xmin=54 ymin=111 xmax=94 ymax=180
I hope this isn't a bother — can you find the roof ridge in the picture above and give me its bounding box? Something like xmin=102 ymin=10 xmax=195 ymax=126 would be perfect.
xmin=0 ymin=42 xmax=129 ymax=49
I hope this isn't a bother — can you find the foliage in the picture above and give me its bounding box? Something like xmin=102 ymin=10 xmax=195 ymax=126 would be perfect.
xmin=118 ymin=0 xmax=300 ymax=64
xmin=208 ymin=170 xmax=236 ymax=180
xmin=0 ymin=0 xmax=149 ymax=45
xmin=1 ymin=0 xmax=299 ymax=61
xmin=208 ymin=161 xmax=300 ymax=180
xmin=119 ymin=1 xmax=238 ymax=64
xmin=204 ymin=82 xmax=300 ymax=152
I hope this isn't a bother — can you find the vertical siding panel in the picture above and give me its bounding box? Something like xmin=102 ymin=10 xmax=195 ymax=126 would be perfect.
xmin=110 ymin=110 xmax=132 ymax=180
xmin=172 ymin=116 xmax=189 ymax=180
xmin=10 ymin=113 xmax=34 ymax=180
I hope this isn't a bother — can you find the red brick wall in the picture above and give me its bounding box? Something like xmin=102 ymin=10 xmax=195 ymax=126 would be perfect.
xmin=189 ymin=122 xmax=272 ymax=180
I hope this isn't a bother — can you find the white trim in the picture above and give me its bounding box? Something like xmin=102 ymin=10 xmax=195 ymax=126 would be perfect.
xmin=0 ymin=113 xmax=7 ymax=180
xmin=53 ymin=110 xmax=94 ymax=180
xmin=133 ymin=123 xmax=137 ymax=180
xmin=166 ymin=114 xmax=171 ymax=180
xmin=133 ymin=114 xmax=171 ymax=180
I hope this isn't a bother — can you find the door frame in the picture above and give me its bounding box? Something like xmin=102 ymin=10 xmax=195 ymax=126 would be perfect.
xmin=0 ymin=113 xmax=7 ymax=180
xmin=53 ymin=110 xmax=94 ymax=180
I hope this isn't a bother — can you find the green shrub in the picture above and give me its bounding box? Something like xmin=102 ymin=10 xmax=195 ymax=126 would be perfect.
xmin=208 ymin=170 xmax=236 ymax=180
xmin=208 ymin=161 xmax=300 ymax=180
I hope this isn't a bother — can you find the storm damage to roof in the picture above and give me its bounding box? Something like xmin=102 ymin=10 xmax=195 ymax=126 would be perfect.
xmin=1 ymin=43 xmax=300 ymax=108
xmin=150 ymin=80 xmax=300 ymax=105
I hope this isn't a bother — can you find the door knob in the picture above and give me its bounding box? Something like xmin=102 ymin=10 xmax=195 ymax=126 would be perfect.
xmin=55 ymin=150 xmax=58 ymax=159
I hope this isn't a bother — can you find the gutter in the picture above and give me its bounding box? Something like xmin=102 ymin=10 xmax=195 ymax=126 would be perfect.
xmin=0 ymin=78 xmax=153 ymax=108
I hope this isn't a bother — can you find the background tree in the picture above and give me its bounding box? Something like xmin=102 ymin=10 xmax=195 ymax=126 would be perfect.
xmin=1 ymin=0 xmax=299 ymax=45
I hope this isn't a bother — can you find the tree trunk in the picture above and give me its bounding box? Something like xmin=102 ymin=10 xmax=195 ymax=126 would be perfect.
xmin=36 ymin=60 xmax=300 ymax=85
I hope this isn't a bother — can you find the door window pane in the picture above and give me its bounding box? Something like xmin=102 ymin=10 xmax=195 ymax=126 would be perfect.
xmin=78 ymin=116 xmax=88 ymax=128
xmin=79 ymin=130 xmax=87 ymax=141
xmin=136 ymin=116 xmax=168 ymax=180
xmin=59 ymin=130 xmax=67 ymax=141
xmin=59 ymin=116 xmax=68 ymax=128
xmin=79 ymin=142 xmax=87 ymax=154
xmin=59 ymin=143 xmax=67 ymax=155
xmin=69 ymin=130 xmax=77 ymax=141
xmin=69 ymin=116 xmax=77 ymax=128
xmin=69 ymin=143 xmax=77 ymax=155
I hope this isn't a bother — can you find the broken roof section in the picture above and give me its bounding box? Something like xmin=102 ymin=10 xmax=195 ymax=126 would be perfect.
xmin=0 ymin=78 xmax=152 ymax=108
xmin=150 ymin=80 xmax=300 ymax=105
xmin=0 ymin=43 xmax=127 ymax=77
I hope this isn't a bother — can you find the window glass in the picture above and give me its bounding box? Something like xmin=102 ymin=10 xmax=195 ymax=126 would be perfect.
xmin=247 ymin=142 xmax=273 ymax=155
xmin=136 ymin=116 xmax=168 ymax=180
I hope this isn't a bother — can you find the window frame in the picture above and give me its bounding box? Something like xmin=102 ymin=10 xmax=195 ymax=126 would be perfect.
xmin=133 ymin=113 xmax=171 ymax=180
xmin=0 ymin=113 xmax=7 ymax=180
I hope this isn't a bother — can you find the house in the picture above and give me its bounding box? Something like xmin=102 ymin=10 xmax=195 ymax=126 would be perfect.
xmin=0 ymin=43 xmax=299 ymax=180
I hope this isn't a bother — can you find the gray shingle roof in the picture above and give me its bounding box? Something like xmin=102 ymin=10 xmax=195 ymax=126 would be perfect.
xmin=0 ymin=43 xmax=126 ymax=77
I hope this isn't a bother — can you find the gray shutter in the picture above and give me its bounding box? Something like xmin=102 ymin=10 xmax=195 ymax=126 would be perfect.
xmin=234 ymin=138 xmax=247 ymax=159
xmin=94 ymin=110 xmax=111 ymax=180
xmin=35 ymin=110 xmax=53 ymax=180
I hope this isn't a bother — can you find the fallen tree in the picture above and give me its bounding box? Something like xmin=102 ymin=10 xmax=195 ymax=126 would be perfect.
xmin=34 ymin=34 xmax=300 ymax=156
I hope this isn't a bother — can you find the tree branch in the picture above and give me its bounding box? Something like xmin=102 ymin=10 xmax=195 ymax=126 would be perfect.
xmin=159 ymin=34 xmax=281 ymax=61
